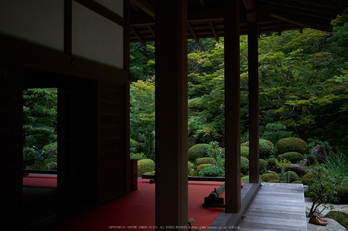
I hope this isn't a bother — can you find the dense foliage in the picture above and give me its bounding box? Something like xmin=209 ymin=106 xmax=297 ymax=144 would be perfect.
xmin=129 ymin=9 xmax=348 ymax=159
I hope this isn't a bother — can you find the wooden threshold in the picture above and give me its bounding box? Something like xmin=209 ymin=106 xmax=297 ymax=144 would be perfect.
xmin=207 ymin=182 xmax=261 ymax=230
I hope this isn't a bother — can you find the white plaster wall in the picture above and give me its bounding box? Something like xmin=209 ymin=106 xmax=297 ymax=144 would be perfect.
xmin=72 ymin=1 xmax=124 ymax=68
xmin=95 ymin=0 xmax=124 ymax=17
xmin=0 ymin=0 xmax=64 ymax=51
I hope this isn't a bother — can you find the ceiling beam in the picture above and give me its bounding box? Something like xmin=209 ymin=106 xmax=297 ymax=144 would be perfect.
xmin=148 ymin=25 xmax=155 ymax=37
xmin=130 ymin=0 xmax=155 ymax=18
xmin=209 ymin=21 xmax=219 ymax=41
xmin=188 ymin=23 xmax=199 ymax=43
xmin=261 ymin=0 xmax=338 ymax=19
xmin=271 ymin=13 xmax=314 ymax=29
xmin=130 ymin=26 xmax=146 ymax=46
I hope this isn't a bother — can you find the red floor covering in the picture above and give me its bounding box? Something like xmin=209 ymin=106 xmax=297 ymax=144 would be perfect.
xmin=23 ymin=174 xmax=57 ymax=187
xmin=24 ymin=176 xmax=239 ymax=231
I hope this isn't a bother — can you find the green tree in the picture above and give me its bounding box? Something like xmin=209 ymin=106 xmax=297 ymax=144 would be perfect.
xmin=130 ymin=77 xmax=155 ymax=159
xmin=23 ymin=88 xmax=57 ymax=166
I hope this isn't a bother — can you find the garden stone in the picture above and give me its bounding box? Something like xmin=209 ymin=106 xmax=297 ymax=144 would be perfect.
xmin=310 ymin=145 xmax=331 ymax=163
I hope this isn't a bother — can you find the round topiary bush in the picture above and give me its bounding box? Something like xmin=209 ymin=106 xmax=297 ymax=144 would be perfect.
xmin=275 ymin=137 xmax=307 ymax=155
xmin=301 ymin=172 xmax=316 ymax=185
xmin=259 ymin=159 xmax=267 ymax=174
xmin=138 ymin=159 xmax=155 ymax=177
xmin=241 ymin=156 xmax=249 ymax=175
xmin=278 ymin=152 xmax=305 ymax=164
xmin=188 ymin=144 xmax=212 ymax=162
xmin=198 ymin=166 xmax=225 ymax=177
xmin=261 ymin=173 xmax=279 ymax=182
xmin=196 ymin=164 xmax=215 ymax=173
xmin=195 ymin=157 xmax=217 ymax=166
xmin=282 ymin=171 xmax=299 ymax=183
xmin=259 ymin=139 xmax=274 ymax=159
xmin=241 ymin=146 xmax=249 ymax=159
xmin=266 ymin=158 xmax=279 ymax=172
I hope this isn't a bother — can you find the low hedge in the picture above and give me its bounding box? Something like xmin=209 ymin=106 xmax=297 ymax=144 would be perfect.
xmin=195 ymin=157 xmax=217 ymax=166
xmin=278 ymin=152 xmax=304 ymax=164
xmin=198 ymin=166 xmax=225 ymax=177
xmin=261 ymin=173 xmax=279 ymax=182
xmin=196 ymin=164 xmax=215 ymax=173
xmin=301 ymin=172 xmax=316 ymax=185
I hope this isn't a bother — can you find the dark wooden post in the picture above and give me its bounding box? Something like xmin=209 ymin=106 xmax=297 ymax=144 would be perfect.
xmin=224 ymin=0 xmax=241 ymax=213
xmin=248 ymin=22 xmax=260 ymax=183
xmin=155 ymin=0 xmax=188 ymax=230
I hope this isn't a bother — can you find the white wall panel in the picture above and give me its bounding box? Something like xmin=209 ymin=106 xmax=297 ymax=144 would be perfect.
xmin=95 ymin=0 xmax=124 ymax=17
xmin=72 ymin=2 xmax=124 ymax=68
xmin=0 ymin=0 xmax=64 ymax=51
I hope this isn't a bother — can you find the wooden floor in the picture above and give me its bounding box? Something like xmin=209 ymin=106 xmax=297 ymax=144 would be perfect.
xmin=238 ymin=183 xmax=307 ymax=231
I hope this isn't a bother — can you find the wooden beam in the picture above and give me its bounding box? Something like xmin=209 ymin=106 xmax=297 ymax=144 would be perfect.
xmin=271 ymin=13 xmax=311 ymax=28
xmin=188 ymin=22 xmax=199 ymax=43
xmin=74 ymin=0 xmax=124 ymax=27
xmin=64 ymin=0 xmax=72 ymax=55
xmin=130 ymin=0 xmax=155 ymax=18
xmin=224 ymin=0 xmax=241 ymax=214
xmin=209 ymin=21 xmax=219 ymax=41
xmin=148 ymin=25 xmax=155 ymax=37
xmin=248 ymin=22 xmax=259 ymax=183
xmin=130 ymin=27 xmax=146 ymax=46
xmin=259 ymin=0 xmax=337 ymax=9
xmin=199 ymin=0 xmax=206 ymax=8
xmin=242 ymin=0 xmax=256 ymax=23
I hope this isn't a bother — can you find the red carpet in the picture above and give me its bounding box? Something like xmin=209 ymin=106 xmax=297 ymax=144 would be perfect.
xmin=23 ymin=174 xmax=57 ymax=187
xmin=24 ymin=176 xmax=245 ymax=230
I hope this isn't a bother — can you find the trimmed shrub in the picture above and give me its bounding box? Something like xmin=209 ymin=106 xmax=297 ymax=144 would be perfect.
xmin=241 ymin=175 xmax=249 ymax=181
xmin=282 ymin=171 xmax=299 ymax=183
xmin=278 ymin=152 xmax=304 ymax=164
xmin=259 ymin=159 xmax=267 ymax=174
xmin=190 ymin=170 xmax=198 ymax=176
xmin=259 ymin=139 xmax=274 ymax=159
xmin=301 ymin=172 xmax=316 ymax=185
xmin=198 ymin=166 xmax=225 ymax=177
xmin=240 ymin=146 xmax=249 ymax=159
xmin=275 ymin=137 xmax=307 ymax=155
xmin=266 ymin=158 xmax=279 ymax=171
xmin=335 ymin=186 xmax=348 ymax=204
xmin=188 ymin=161 xmax=194 ymax=176
xmin=261 ymin=173 xmax=279 ymax=182
xmin=324 ymin=211 xmax=348 ymax=229
xmin=241 ymin=157 xmax=249 ymax=175
xmin=143 ymin=171 xmax=155 ymax=175
xmin=292 ymin=180 xmax=302 ymax=184
xmin=196 ymin=164 xmax=215 ymax=173
xmin=195 ymin=157 xmax=217 ymax=166
xmin=138 ymin=159 xmax=155 ymax=177
xmin=188 ymin=144 xmax=212 ymax=162
xmin=42 ymin=142 xmax=57 ymax=158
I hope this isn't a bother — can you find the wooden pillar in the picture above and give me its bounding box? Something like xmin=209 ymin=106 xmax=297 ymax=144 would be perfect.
xmin=0 ymin=61 xmax=23 ymax=230
xmin=248 ymin=22 xmax=260 ymax=183
xmin=124 ymin=0 xmax=131 ymax=193
xmin=224 ymin=0 xmax=241 ymax=213
xmin=155 ymin=0 xmax=188 ymax=230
